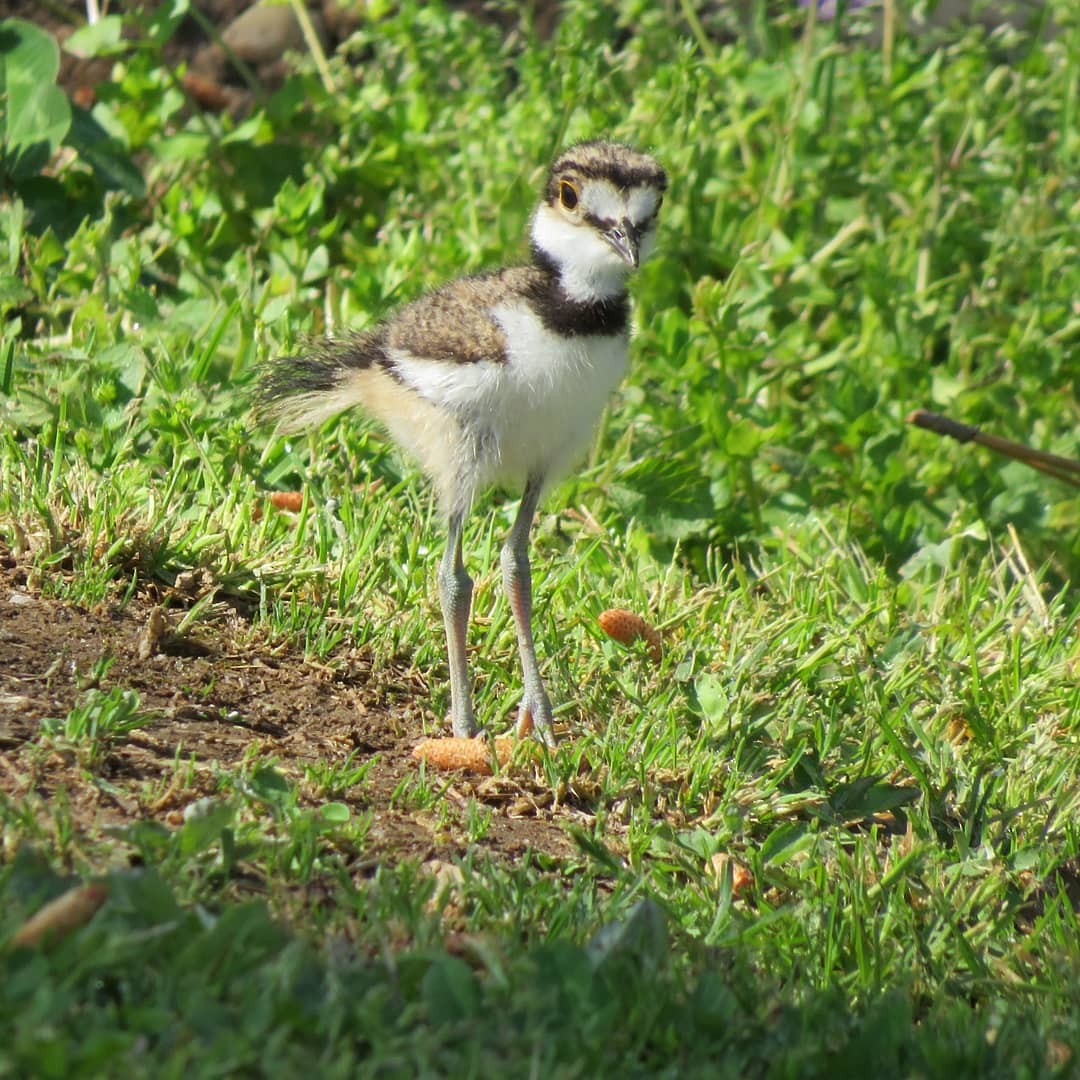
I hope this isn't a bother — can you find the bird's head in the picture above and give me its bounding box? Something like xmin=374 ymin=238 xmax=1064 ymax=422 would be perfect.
xmin=531 ymin=140 xmax=667 ymax=303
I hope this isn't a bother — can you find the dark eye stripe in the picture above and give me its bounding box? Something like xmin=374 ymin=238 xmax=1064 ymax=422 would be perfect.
xmin=581 ymin=209 xmax=658 ymax=232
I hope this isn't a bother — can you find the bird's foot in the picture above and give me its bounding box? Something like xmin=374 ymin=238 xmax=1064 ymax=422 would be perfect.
xmin=516 ymin=692 xmax=556 ymax=746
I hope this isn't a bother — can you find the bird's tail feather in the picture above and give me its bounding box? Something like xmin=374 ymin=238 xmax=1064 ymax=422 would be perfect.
xmin=255 ymin=334 xmax=383 ymax=433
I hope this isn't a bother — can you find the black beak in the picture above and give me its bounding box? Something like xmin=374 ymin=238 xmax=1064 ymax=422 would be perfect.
xmin=603 ymin=218 xmax=641 ymax=268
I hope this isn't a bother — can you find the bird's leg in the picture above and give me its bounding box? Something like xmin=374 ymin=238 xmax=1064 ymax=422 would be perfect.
xmin=438 ymin=509 xmax=476 ymax=737
xmin=501 ymin=475 xmax=556 ymax=745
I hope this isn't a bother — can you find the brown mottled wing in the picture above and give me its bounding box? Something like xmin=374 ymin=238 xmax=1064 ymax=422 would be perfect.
xmin=385 ymin=268 xmax=540 ymax=364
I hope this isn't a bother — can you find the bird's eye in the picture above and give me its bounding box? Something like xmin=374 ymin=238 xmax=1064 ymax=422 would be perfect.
xmin=559 ymin=180 xmax=579 ymax=210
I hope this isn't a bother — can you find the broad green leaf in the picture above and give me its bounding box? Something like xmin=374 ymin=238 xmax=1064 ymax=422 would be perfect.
xmin=725 ymin=417 xmax=767 ymax=458
xmin=758 ymin=823 xmax=816 ymax=867
xmin=178 ymin=800 xmax=237 ymax=856
xmin=827 ymin=777 xmax=920 ymax=821
xmin=318 ymin=802 xmax=351 ymax=824
xmin=64 ymin=15 xmax=125 ymax=59
xmin=65 ymin=105 xmax=146 ymax=198
xmin=246 ymin=766 xmax=292 ymax=805
xmin=0 ymin=19 xmax=71 ymax=181
xmin=695 ymin=673 xmax=728 ymax=721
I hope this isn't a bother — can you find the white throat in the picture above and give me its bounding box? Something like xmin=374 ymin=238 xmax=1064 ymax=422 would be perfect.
xmin=530 ymin=205 xmax=633 ymax=304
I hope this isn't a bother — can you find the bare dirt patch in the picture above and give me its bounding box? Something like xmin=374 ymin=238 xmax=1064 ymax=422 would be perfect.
xmin=0 ymin=543 xmax=577 ymax=867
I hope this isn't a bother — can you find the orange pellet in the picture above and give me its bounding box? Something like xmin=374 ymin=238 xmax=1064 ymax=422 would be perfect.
xmin=412 ymin=736 xmax=515 ymax=775
xmin=269 ymin=490 xmax=305 ymax=513
xmin=597 ymin=608 xmax=662 ymax=662
xmin=707 ymin=853 xmax=753 ymax=897
xmin=12 ymin=883 xmax=109 ymax=947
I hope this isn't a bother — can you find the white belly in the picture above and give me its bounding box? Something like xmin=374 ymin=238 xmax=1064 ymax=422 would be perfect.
xmin=485 ymin=303 xmax=628 ymax=487
xmin=388 ymin=302 xmax=628 ymax=496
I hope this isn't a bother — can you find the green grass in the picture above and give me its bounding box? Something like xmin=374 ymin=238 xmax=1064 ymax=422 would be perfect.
xmin=2 ymin=1 xmax=1080 ymax=1075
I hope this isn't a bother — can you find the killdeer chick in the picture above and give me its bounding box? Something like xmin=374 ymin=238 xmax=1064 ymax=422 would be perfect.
xmin=258 ymin=140 xmax=667 ymax=744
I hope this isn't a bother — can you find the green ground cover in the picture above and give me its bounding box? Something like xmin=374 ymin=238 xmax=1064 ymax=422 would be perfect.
xmin=1 ymin=2 xmax=1079 ymax=1075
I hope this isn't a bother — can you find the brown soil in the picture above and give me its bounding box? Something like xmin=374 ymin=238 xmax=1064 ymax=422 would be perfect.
xmin=6 ymin=1 xmax=564 ymax=116
xmin=0 ymin=542 xmax=578 ymax=868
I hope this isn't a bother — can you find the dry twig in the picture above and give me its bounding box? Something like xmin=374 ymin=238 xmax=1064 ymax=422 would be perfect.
xmin=907 ymin=410 xmax=1080 ymax=488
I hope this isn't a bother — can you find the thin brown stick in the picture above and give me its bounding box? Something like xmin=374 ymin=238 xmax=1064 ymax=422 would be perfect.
xmin=906 ymin=410 xmax=1080 ymax=488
